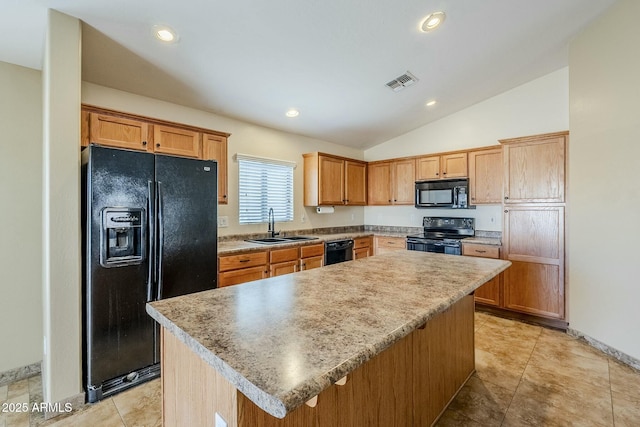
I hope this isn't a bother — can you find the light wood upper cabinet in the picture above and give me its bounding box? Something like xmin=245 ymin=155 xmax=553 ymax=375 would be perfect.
xmin=202 ymin=133 xmax=228 ymax=204
xmin=303 ymin=153 xmax=366 ymax=206
xmin=368 ymin=159 xmax=414 ymax=205
xmin=344 ymin=161 xmax=367 ymax=205
xmin=153 ymin=125 xmax=201 ymax=158
xmin=468 ymin=147 xmax=503 ymax=204
xmin=416 ymin=153 xmax=467 ymax=180
xmin=501 ymin=132 xmax=567 ymax=203
xmin=88 ymin=113 xmax=150 ymax=151
xmin=367 ymin=162 xmax=392 ymax=205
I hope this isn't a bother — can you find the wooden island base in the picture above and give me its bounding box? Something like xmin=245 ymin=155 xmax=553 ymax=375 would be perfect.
xmin=160 ymin=295 xmax=475 ymax=427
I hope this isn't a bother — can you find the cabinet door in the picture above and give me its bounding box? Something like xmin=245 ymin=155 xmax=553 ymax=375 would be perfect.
xmin=367 ymin=162 xmax=392 ymax=205
xmin=463 ymin=243 xmax=501 ymax=307
xmin=154 ymin=125 xmax=201 ymax=158
xmin=503 ymin=135 xmax=566 ymax=203
xmin=353 ymin=247 xmax=370 ymax=260
xmin=270 ymin=261 xmax=299 ymax=277
xmin=441 ymin=153 xmax=468 ymax=178
xmin=503 ymin=206 xmax=564 ymax=319
xmin=318 ymin=155 xmax=345 ymax=205
xmin=344 ymin=161 xmax=367 ymax=205
xmin=89 ymin=113 xmax=149 ymax=151
xmin=468 ymin=148 xmax=502 ymax=204
xmin=300 ymin=256 xmax=323 ymax=271
xmin=202 ymin=133 xmax=228 ymax=204
xmin=415 ymin=156 xmax=440 ymax=180
xmin=392 ymin=159 xmax=415 ymax=205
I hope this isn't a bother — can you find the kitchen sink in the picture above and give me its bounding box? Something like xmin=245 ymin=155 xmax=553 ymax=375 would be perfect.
xmin=245 ymin=236 xmax=319 ymax=244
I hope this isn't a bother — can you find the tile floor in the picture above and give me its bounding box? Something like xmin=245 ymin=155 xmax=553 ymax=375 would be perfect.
xmin=1 ymin=312 xmax=638 ymax=426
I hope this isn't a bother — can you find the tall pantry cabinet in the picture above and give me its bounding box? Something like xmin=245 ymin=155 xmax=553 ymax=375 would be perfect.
xmin=500 ymin=132 xmax=567 ymax=324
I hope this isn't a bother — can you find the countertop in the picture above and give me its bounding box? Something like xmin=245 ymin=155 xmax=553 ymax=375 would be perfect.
xmin=147 ymin=251 xmax=511 ymax=418
xmin=217 ymin=232 xmax=375 ymax=255
xmin=217 ymin=231 xmax=501 ymax=255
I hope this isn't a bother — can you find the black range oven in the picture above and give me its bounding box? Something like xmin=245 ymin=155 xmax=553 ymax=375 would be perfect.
xmin=406 ymin=217 xmax=475 ymax=256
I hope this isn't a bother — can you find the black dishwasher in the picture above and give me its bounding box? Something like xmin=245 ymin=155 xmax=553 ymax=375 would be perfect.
xmin=324 ymin=239 xmax=354 ymax=265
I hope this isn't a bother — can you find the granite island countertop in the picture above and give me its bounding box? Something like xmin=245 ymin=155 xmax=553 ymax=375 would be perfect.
xmin=147 ymin=251 xmax=510 ymax=418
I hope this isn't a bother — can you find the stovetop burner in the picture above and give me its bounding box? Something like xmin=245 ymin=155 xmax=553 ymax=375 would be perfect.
xmin=407 ymin=217 xmax=475 ymax=241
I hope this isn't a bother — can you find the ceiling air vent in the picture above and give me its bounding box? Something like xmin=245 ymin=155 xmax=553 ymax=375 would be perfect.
xmin=386 ymin=71 xmax=419 ymax=92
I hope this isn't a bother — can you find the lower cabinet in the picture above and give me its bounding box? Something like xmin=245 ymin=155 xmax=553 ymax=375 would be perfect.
xmin=374 ymin=236 xmax=406 ymax=255
xmin=270 ymin=247 xmax=300 ymax=277
xmin=300 ymin=244 xmax=324 ymax=271
xmin=218 ymin=251 xmax=269 ymax=287
xmin=353 ymin=237 xmax=373 ymax=259
xmin=462 ymin=243 xmax=501 ymax=307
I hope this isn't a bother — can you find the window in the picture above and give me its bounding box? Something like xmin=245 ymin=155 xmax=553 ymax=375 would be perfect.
xmin=237 ymin=154 xmax=295 ymax=224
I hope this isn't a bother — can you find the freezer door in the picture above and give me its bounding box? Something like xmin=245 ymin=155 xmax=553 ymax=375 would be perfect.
xmin=82 ymin=145 xmax=157 ymax=400
xmin=155 ymin=155 xmax=218 ymax=299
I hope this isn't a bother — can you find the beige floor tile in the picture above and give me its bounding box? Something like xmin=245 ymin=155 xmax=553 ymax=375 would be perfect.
xmin=474 ymin=320 xmax=540 ymax=357
xmin=527 ymin=345 xmax=610 ymax=390
xmin=474 ymin=348 xmax=528 ymax=392
xmin=609 ymin=359 xmax=640 ymax=399
xmin=539 ymin=328 xmax=610 ymax=361
xmin=447 ymin=375 xmax=513 ymax=426
xmin=4 ymin=410 xmax=30 ymax=427
xmin=505 ymin=364 xmax=614 ymax=427
xmin=481 ymin=314 xmax=543 ymax=339
xmin=40 ymin=399 xmax=124 ymax=427
xmin=474 ymin=311 xmax=490 ymax=330
xmin=112 ymin=379 xmax=161 ymax=427
xmin=435 ymin=407 xmax=485 ymax=426
xmin=6 ymin=381 xmax=28 ymax=401
xmin=612 ymin=391 xmax=640 ymax=427
xmin=0 ymin=385 xmax=7 ymax=402
xmin=0 ymin=413 xmax=5 ymax=427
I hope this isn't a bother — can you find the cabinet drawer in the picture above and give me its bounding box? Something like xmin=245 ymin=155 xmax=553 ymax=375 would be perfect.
xmin=353 ymin=237 xmax=372 ymax=249
xmin=219 ymin=251 xmax=268 ymax=272
xmin=375 ymin=236 xmax=406 ymax=249
xmin=462 ymin=244 xmax=500 ymax=259
xmin=270 ymin=247 xmax=299 ymax=264
xmin=219 ymin=266 xmax=267 ymax=287
xmin=300 ymin=243 xmax=324 ymax=258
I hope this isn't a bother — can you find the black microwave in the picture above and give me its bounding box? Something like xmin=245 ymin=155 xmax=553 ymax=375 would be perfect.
xmin=415 ymin=178 xmax=469 ymax=208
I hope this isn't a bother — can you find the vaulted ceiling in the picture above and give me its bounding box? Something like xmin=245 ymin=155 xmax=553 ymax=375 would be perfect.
xmin=0 ymin=0 xmax=616 ymax=148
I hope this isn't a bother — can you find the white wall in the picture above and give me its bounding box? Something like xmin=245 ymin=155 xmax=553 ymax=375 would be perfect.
xmin=42 ymin=10 xmax=82 ymax=403
xmin=0 ymin=61 xmax=43 ymax=373
xmin=81 ymin=83 xmax=366 ymax=236
xmin=363 ymin=68 xmax=570 ymax=231
xmin=568 ymin=0 xmax=640 ymax=360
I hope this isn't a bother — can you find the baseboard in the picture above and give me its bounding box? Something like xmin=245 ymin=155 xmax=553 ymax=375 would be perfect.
xmin=475 ymin=305 xmax=569 ymax=331
xmin=0 ymin=361 xmax=41 ymax=386
xmin=567 ymin=328 xmax=640 ymax=371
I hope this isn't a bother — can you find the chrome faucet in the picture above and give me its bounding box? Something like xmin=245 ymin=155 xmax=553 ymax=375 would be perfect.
xmin=268 ymin=208 xmax=279 ymax=238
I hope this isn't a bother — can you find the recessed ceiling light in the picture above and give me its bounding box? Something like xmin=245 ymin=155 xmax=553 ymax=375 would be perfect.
xmin=285 ymin=109 xmax=299 ymax=118
xmin=426 ymin=100 xmax=437 ymax=107
xmin=153 ymin=25 xmax=177 ymax=43
xmin=420 ymin=12 xmax=446 ymax=32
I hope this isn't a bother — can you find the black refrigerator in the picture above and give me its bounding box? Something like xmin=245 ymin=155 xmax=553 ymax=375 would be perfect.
xmin=81 ymin=144 xmax=217 ymax=402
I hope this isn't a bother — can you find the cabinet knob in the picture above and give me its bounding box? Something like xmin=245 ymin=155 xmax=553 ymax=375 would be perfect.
xmin=393 ymin=199 xmax=397 ymax=202
xmin=504 ymin=209 xmax=509 ymax=213
xmin=504 ymin=196 xmax=509 ymax=200
xmin=388 ymin=200 xmax=392 ymax=203
xmin=142 ymin=141 xmax=147 ymax=146
xmin=471 ymin=197 xmax=475 ymax=201
xmin=435 ymin=173 xmax=439 ymax=176
xmin=223 ymin=195 xmax=227 ymax=199
xmin=156 ymin=143 xmax=160 ymax=148
xmin=443 ymin=171 xmax=447 ymax=175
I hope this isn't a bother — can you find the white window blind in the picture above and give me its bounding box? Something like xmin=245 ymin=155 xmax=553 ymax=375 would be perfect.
xmin=237 ymin=154 xmax=295 ymax=224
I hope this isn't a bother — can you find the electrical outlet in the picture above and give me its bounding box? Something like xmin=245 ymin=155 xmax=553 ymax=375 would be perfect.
xmin=351 ymin=213 xmax=355 ymax=221
xmin=217 ymin=216 xmax=228 ymax=228
xmin=215 ymin=413 xmax=227 ymax=427
xmin=301 ymin=213 xmax=305 ymax=223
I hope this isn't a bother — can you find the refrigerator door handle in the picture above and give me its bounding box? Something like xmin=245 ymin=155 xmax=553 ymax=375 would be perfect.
xmin=156 ymin=181 xmax=165 ymax=300
xmin=146 ymin=180 xmax=155 ymax=302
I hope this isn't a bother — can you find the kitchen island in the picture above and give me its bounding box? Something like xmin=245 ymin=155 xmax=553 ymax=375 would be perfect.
xmin=147 ymin=251 xmax=510 ymax=426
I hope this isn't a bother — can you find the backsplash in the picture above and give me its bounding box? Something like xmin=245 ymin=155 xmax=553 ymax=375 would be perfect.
xmin=218 ymin=225 xmax=365 ymax=242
